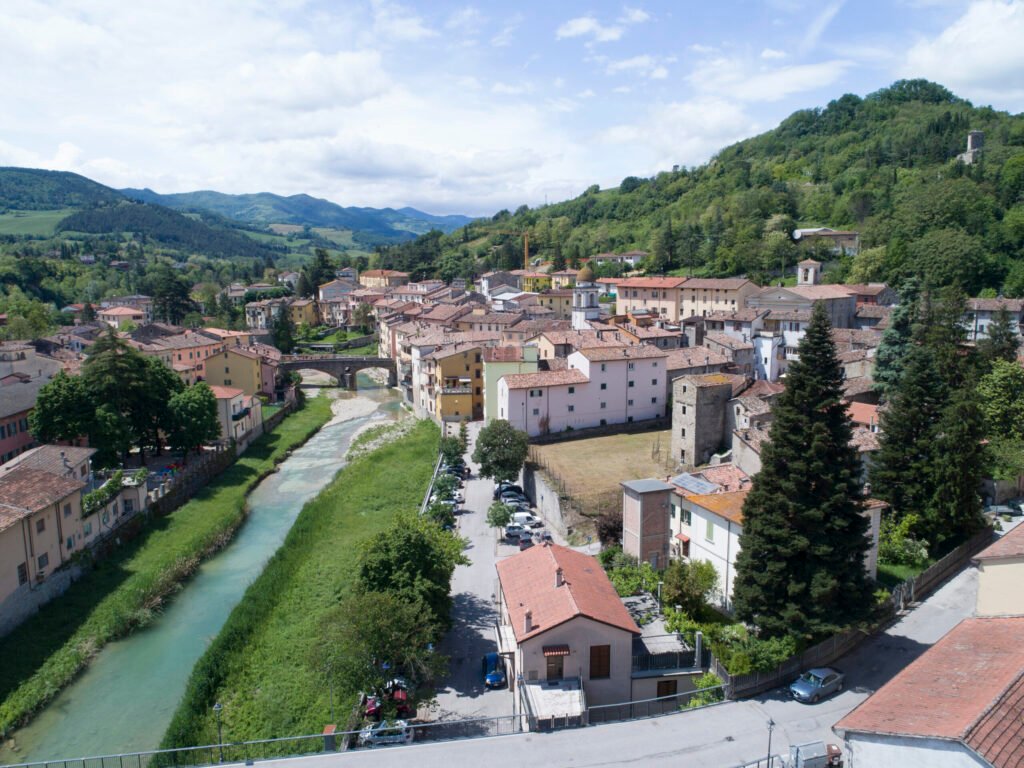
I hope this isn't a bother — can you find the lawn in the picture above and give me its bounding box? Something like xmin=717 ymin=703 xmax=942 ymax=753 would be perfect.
xmin=0 ymin=209 xmax=77 ymax=236
xmin=160 ymin=420 xmax=439 ymax=750
xmin=0 ymin=397 xmax=334 ymax=735
xmin=337 ymin=341 xmax=379 ymax=356
xmin=530 ymin=429 xmax=675 ymax=517
xmin=875 ymin=559 xmax=933 ymax=589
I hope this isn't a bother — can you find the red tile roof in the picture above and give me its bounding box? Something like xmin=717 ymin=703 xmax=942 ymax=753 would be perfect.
xmin=836 ymin=617 xmax=1024 ymax=768
xmin=576 ymin=345 xmax=667 ymax=361
xmin=614 ymin=277 xmax=687 ymax=289
xmin=501 ymin=369 xmax=588 ymax=390
xmin=209 ymin=385 xmax=244 ymax=399
xmin=787 ymin=285 xmax=856 ymax=300
xmin=846 ymin=402 xmax=879 ymax=427
xmin=496 ymin=543 xmax=640 ymax=642
xmin=683 ymin=490 xmax=749 ymax=525
xmin=663 ymin=347 xmax=732 ymax=371
xmin=974 ymin=525 xmax=1024 ymax=562
xmin=0 ymin=468 xmax=84 ymax=532
xmin=681 ymin=278 xmax=754 ymax=290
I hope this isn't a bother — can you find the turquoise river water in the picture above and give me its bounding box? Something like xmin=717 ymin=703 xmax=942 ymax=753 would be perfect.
xmin=0 ymin=379 xmax=401 ymax=765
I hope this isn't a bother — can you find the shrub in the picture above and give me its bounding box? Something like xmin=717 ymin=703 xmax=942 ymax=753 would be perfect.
xmin=685 ymin=672 xmax=724 ymax=708
xmin=879 ymin=513 xmax=930 ymax=567
xmin=486 ymin=502 xmax=512 ymax=529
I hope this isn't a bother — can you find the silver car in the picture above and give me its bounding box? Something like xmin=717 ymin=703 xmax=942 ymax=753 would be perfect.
xmin=358 ymin=719 xmax=414 ymax=747
xmin=789 ymin=667 xmax=844 ymax=703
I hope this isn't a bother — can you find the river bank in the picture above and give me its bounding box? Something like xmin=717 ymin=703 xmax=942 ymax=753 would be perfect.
xmin=0 ymin=396 xmax=336 ymax=748
xmin=160 ymin=420 xmax=439 ymax=751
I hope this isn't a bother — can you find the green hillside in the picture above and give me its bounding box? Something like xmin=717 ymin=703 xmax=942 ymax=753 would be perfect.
xmin=0 ymin=168 xmax=123 ymax=211
xmin=379 ymin=80 xmax=1024 ymax=296
xmin=120 ymin=188 xmax=472 ymax=243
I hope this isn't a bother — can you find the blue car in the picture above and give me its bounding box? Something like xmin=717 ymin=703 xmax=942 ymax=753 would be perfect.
xmin=789 ymin=667 xmax=844 ymax=703
xmin=483 ymin=652 xmax=506 ymax=688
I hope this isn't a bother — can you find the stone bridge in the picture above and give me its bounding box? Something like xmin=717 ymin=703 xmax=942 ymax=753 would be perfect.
xmin=280 ymin=355 xmax=397 ymax=389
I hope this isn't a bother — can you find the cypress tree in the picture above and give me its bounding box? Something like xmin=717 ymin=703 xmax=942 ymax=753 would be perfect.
xmin=732 ymin=302 xmax=871 ymax=641
xmin=873 ymin=278 xmax=919 ymax=398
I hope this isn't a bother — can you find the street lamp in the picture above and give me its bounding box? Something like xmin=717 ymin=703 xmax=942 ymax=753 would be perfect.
xmin=766 ymin=718 xmax=775 ymax=767
xmin=657 ymin=580 xmax=664 ymax=607
xmin=213 ymin=702 xmax=224 ymax=763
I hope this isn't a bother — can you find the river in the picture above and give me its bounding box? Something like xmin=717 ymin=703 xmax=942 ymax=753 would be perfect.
xmin=0 ymin=377 xmax=401 ymax=765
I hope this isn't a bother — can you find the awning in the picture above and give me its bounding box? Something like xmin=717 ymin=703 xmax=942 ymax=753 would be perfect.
xmin=542 ymin=645 xmax=570 ymax=657
xmin=675 ymin=533 xmax=690 ymax=542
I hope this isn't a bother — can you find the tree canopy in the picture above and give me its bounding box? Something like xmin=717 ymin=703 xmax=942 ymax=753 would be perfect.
xmin=471 ymin=419 xmax=528 ymax=483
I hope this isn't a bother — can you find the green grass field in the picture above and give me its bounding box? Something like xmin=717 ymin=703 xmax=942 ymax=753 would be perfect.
xmin=0 ymin=209 xmax=77 ymax=236
xmin=875 ymin=559 xmax=933 ymax=589
xmin=161 ymin=420 xmax=439 ymax=749
xmin=0 ymin=397 xmax=334 ymax=735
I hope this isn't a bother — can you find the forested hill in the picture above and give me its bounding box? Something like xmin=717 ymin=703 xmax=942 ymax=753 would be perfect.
xmin=0 ymin=167 xmax=123 ymax=210
xmin=120 ymin=188 xmax=472 ymax=239
xmin=380 ymin=80 xmax=1024 ymax=296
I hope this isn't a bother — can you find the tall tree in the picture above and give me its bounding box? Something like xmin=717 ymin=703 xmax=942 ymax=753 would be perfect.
xmin=471 ymin=419 xmax=529 ymax=484
xmin=151 ymin=266 xmax=196 ymax=324
xmin=976 ymin=306 xmax=1019 ymax=369
xmin=81 ymin=328 xmax=149 ymax=463
xmin=29 ymin=371 xmax=92 ymax=444
xmin=873 ymin=278 xmax=919 ymax=398
xmin=138 ymin=355 xmax=185 ymax=454
xmin=295 ymin=270 xmax=313 ymax=299
xmin=167 ymin=383 xmax=221 ymax=459
xmin=271 ymin=310 xmax=296 ymax=353
xmin=732 ymin=302 xmax=871 ymax=641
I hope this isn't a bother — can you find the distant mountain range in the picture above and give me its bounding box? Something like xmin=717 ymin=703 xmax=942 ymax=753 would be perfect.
xmin=119 ymin=188 xmax=473 ymax=238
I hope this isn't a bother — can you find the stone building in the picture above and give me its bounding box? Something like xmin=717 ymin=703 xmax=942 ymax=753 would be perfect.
xmin=671 ymin=373 xmax=735 ymax=467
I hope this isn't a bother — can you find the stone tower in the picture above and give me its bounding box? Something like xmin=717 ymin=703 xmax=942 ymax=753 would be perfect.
xmin=797 ymin=258 xmax=821 ymax=286
xmin=672 ymin=374 xmax=734 ymax=467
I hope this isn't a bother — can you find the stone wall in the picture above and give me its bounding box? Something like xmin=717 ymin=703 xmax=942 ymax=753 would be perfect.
xmin=522 ymin=465 xmax=569 ymax=537
xmin=0 ymin=564 xmax=84 ymax=638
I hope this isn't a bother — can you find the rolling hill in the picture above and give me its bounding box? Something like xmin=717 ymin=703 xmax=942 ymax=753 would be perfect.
xmin=119 ymin=188 xmax=473 ymax=240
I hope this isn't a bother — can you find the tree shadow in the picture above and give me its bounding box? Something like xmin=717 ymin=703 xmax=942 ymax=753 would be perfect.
xmin=434 ymin=593 xmax=499 ymax=700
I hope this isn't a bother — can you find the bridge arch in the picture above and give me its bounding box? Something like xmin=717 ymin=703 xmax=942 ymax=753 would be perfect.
xmin=280 ymin=355 xmax=397 ymax=390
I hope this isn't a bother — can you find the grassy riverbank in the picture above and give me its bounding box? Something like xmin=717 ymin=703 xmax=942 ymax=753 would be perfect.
xmin=161 ymin=419 xmax=439 ymax=750
xmin=0 ymin=397 xmax=335 ymax=737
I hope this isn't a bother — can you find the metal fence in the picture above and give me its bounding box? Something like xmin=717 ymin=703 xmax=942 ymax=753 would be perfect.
xmin=889 ymin=527 xmax=994 ymax=612
xmin=631 ymin=649 xmax=698 ymax=673
xmin=733 ymin=756 xmax=783 ymax=768
xmin=586 ymin=685 xmax=726 ymax=725
xmin=2 ymin=716 xmax=528 ymax=768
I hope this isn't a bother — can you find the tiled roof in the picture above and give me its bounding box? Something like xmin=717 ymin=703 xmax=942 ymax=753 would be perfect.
xmin=0 ymin=467 xmax=84 ymax=531
xmin=968 ymin=298 xmax=1024 ymax=312
xmin=735 ymin=395 xmax=771 ymax=415
xmin=684 ymin=372 xmax=740 ymax=388
xmin=855 ymin=304 xmax=893 ymax=319
xmin=974 ymin=525 xmax=1024 ymax=562
xmin=846 ymin=402 xmax=879 ymax=427
xmin=576 ymin=345 xmax=667 ymax=361
xmin=844 ymin=283 xmax=891 ymax=296
xmin=684 ymin=490 xmax=749 ymax=525
xmin=705 ymin=309 xmax=768 ymax=322
xmin=496 ymin=543 xmax=641 ymax=642
xmin=786 ymin=285 xmax=856 ymax=300
xmin=696 ymin=464 xmax=750 ymax=492
xmin=766 ymin=309 xmax=813 ymax=322
xmin=704 ymin=332 xmax=753 ymax=350
xmin=843 ymin=376 xmax=876 ymax=397
xmin=850 ymin=426 xmax=880 ymax=452
xmin=99 ymin=306 xmax=144 ymax=316
xmin=682 ymin=278 xmax=753 ymax=290
xmin=615 ymin=277 xmax=687 ymax=289
xmin=0 ymin=376 xmax=54 ymax=419
xmin=663 ymin=347 xmax=731 ymax=371
xmin=836 ymin=617 xmax=1024 ymax=768
xmin=502 ymin=369 xmax=588 ymax=389
xmin=483 ymin=346 xmax=530 ymax=363
xmin=360 ymin=269 xmax=409 ymax=277
xmin=832 ymin=329 xmax=882 ymax=348
xmin=741 ymin=379 xmax=785 ymax=398
xmin=0 ymin=446 xmax=95 ymax=478
xmin=209 ymin=385 xmax=244 ymax=399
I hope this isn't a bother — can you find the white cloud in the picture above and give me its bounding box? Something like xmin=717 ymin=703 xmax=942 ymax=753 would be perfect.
xmin=491 ymin=81 xmax=533 ymax=95
xmin=618 ymin=7 xmax=650 ymax=24
xmin=445 ymin=6 xmax=484 ymax=33
xmin=577 ymin=88 xmax=596 ymax=98
xmin=490 ymin=13 xmax=523 ymax=47
xmin=689 ymin=43 xmax=716 ymax=54
xmin=802 ymin=1 xmax=844 ymax=52
xmin=556 ymin=16 xmax=623 ymax=43
xmin=761 ymin=48 xmax=787 ymax=60
xmin=688 ymin=56 xmax=851 ymax=102
xmin=903 ymin=0 xmax=1024 ymax=107
xmin=606 ymin=54 xmax=671 ymax=79
xmin=371 ymin=0 xmax=436 ymax=41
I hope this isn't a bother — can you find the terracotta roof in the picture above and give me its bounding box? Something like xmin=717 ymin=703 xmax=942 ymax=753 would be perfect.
xmin=496 ymin=543 xmax=641 ymax=642
xmin=0 ymin=467 xmax=84 ymax=532
xmin=502 ymin=369 xmax=588 ymax=390
xmin=705 ymin=309 xmax=768 ymax=323
xmin=696 ymin=464 xmax=751 ymax=492
xmin=664 ymin=347 xmax=731 ymax=371
xmin=832 ymin=329 xmax=882 ymax=348
xmin=855 ymin=304 xmax=893 ymax=319
xmin=682 ymin=278 xmax=753 ymax=290
xmin=683 ymin=490 xmax=750 ymax=525
xmin=576 ymin=345 xmax=667 ymax=361
xmin=360 ymin=269 xmax=409 ymax=278
xmin=99 ymin=306 xmax=144 ymax=316
xmin=968 ymin=298 xmax=1024 ymax=313
xmin=836 ymin=617 xmax=1024 ymax=768
xmin=741 ymin=379 xmax=785 ymax=398
xmin=850 ymin=426 xmax=880 ymax=453
xmin=786 ymin=285 xmax=856 ymax=300
xmin=735 ymin=395 xmax=771 ymax=415
xmin=483 ymin=346 xmax=531 ymax=363
xmin=684 ymin=372 xmax=740 ymax=388
xmin=844 ymin=283 xmax=891 ymax=297
xmin=209 ymin=385 xmax=244 ymax=399
xmin=842 ymin=376 xmax=876 ymax=398
xmin=974 ymin=525 xmax=1024 ymax=562
xmin=767 ymin=309 xmax=813 ymax=322
xmin=0 ymin=446 xmax=95 ymax=478
xmin=615 ymin=277 xmax=686 ymax=289
xmin=846 ymin=402 xmax=879 ymax=427
xmin=704 ymin=332 xmax=753 ymax=350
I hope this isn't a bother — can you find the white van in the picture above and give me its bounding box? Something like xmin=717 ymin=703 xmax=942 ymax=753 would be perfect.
xmin=511 ymin=511 xmax=543 ymax=529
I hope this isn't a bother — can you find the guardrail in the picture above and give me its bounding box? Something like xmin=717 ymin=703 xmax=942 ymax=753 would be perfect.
xmin=587 ymin=685 xmax=726 ymax=725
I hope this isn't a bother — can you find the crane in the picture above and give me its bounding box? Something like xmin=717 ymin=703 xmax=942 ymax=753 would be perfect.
xmin=494 ymin=230 xmax=531 ymax=271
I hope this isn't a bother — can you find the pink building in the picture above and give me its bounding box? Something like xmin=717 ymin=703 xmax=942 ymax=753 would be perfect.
xmin=498 ymin=345 xmax=667 ymax=437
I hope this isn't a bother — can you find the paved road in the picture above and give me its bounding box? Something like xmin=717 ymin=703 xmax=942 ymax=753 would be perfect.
xmin=258 ymin=564 xmax=979 ymax=767
xmin=427 ymin=424 xmax=515 ymax=722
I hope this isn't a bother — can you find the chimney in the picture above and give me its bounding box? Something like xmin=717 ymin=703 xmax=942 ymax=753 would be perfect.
xmin=555 ymin=567 xmax=564 ymax=588
xmin=524 ymin=609 xmax=533 ymax=634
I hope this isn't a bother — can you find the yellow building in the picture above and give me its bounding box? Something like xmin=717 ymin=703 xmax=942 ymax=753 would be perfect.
xmin=536 ymin=289 xmax=574 ymax=320
xmin=550 ymin=269 xmax=580 ymax=289
xmin=288 ymin=298 xmax=320 ymax=327
xmin=520 ymin=272 xmax=553 ymax=293
xmin=427 ymin=344 xmax=484 ymax=423
xmin=205 ymin=347 xmax=278 ymax=397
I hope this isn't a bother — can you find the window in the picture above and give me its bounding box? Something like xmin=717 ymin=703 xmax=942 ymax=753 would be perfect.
xmin=600 ymin=402 xmax=606 ymax=409
xmin=600 ymin=363 xmax=606 ymax=372
xmin=628 ymin=399 xmax=634 ymax=406
xmin=652 ymin=379 xmax=658 ymax=386
xmin=600 ymin=382 xmax=607 ymax=390
xmin=568 ymin=386 xmax=575 ymax=394
xmin=705 ymin=519 xmax=715 ymax=542
xmin=37 ymin=552 xmax=49 ymax=570
xmin=600 ymin=419 xmax=607 ymax=426
xmin=35 ymin=518 xmax=45 ymax=534
xmin=628 ymin=381 xmax=635 ymax=388
xmin=651 ymin=397 xmax=657 ymax=404
xmin=84 ymin=522 xmax=92 ymax=536
xmin=628 ymin=362 xmax=635 ymax=370
xmin=17 ymin=562 xmax=28 ymax=585
xmin=652 ymin=361 xmax=658 ymax=368
xmin=225 ymin=379 xmax=232 ymax=385
xmin=681 ymin=404 xmax=687 ymax=414
xmin=657 ymin=679 xmax=678 ymax=698
xmin=681 ymin=508 xmax=691 ymax=525
xmin=66 ymin=537 xmax=74 ymax=550
xmin=680 ymin=428 xmax=686 ymax=436
xmin=124 ymin=498 xmax=134 ymax=514
xmin=589 ymin=645 xmax=611 ymax=679
xmin=532 ymin=408 xmax=540 ymax=416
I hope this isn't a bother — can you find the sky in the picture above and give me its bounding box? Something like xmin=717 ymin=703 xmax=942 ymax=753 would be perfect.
xmin=2 ymin=1 xmax=1024 ymax=216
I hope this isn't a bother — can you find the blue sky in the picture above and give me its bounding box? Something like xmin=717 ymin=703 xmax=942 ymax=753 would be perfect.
xmin=2 ymin=1 xmax=1023 ymax=215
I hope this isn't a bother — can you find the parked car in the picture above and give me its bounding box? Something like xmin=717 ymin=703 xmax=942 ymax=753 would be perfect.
xmin=539 ymin=530 xmax=553 ymax=543
xmin=453 ymin=491 xmax=465 ymax=504
xmin=358 ymin=720 xmax=414 ymax=747
xmin=511 ymin=512 xmax=543 ymax=529
xmin=494 ymin=482 xmax=523 ymax=499
xmin=504 ymin=523 xmax=527 ymax=540
xmin=518 ymin=533 xmax=534 ymax=550
xmin=789 ymin=667 xmax=844 ymax=703
xmin=501 ymin=491 xmax=528 ymax=504
xmin=482 ymin=652 xmax=507 ymax=688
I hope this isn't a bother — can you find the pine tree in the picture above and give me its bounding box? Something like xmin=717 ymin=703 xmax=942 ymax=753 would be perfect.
xmin=551 ymin=241 xmax=567 ymax=272
xmin=873 ymin=278 xmax=919 ymax=398
xmin=732 ymin=302 xmax=871 ymax=641
xmin=977 ymin=306 xmax=1019 ymax=369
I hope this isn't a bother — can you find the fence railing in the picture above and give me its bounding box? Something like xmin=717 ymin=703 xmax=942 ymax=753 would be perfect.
xmin=889 ymin=527 xmax=995 ymax=611
xmin=586 ymin=685 xmax=726 ymax=725
xmin=631 ymin=649 xmax=698 ymax=673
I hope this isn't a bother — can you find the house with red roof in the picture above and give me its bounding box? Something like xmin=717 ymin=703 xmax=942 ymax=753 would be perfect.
xmin=973 ymin=524 xmax=1024 ymax=617
xmin=209 ymin=385 xmax=263 ymax=448
xmin=834 ymin=616 xmax=1024 ymax=768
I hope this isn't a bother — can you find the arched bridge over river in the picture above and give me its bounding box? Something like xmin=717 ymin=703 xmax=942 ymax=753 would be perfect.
xmin=280 ymin=355 xmax=397 ymax=389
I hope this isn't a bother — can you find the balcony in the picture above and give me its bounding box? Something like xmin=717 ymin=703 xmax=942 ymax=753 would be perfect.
xmin=441 ymin=386 xmax=472 ymax=395
xmin=231 ymin=406 xmax=251 ymax=421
